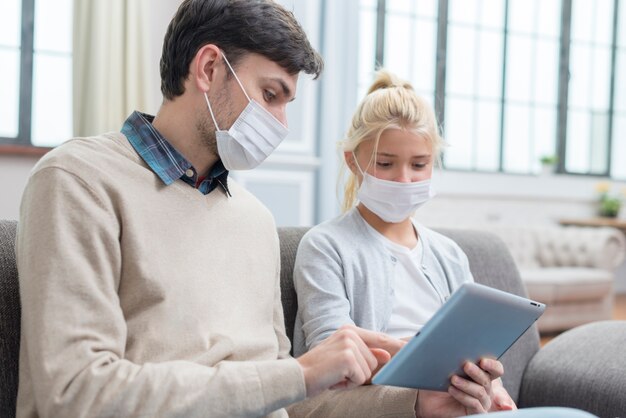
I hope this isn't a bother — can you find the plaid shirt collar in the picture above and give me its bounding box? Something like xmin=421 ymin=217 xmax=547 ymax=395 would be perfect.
xmin=121 ymin=111 xmax=230 ymax=196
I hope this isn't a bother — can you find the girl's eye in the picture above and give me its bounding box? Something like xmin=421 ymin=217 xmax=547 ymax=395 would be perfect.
xmin=376 ymin=162 xmax=392 ymax=168
xmin=413 ymin=163 xmax=427 ymax=169
xmin=264 ymin=90 xmax=276 ymax=102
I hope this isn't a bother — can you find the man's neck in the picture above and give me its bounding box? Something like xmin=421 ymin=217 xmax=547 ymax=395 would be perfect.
xmin=152 ymin=97 xmax=219 ymax=176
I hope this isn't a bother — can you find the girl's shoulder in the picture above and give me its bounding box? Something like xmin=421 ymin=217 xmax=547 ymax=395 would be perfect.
xmin=301 ymin=208 xmax=369 ymax=247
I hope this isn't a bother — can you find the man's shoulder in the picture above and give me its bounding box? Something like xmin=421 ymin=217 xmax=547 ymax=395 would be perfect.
xmin=34 ymin=133 xmax=134 ymax=175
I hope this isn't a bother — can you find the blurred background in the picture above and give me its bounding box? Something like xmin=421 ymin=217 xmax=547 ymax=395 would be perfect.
xmin=1 ymin=0 xmax=626 ymax=292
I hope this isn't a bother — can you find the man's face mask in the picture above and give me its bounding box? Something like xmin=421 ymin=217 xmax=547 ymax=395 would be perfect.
xmin=203 ymin=52 xmax=289 ymax=170
xmin=353 ymin=154 xmax=435 ymax=223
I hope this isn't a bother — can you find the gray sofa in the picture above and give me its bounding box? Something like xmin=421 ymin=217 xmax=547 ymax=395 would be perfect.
xmin=1 ymin=220 xmax=625 ymax=417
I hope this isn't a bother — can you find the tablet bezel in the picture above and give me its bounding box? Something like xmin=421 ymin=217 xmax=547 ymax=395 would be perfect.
xmin=372 ymin=282 xmax=545 ymax=391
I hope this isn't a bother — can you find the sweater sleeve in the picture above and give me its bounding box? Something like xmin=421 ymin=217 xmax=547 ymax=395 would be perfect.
xmin=273 ymin=237 xmax=296 ymax=360
xmin=286 ymin=386 xmax=417 ymax=418
xmin=17 ymin=167 xmax=305 ymax=418
xmin=293 ymin=232 xmax=355 ymax=353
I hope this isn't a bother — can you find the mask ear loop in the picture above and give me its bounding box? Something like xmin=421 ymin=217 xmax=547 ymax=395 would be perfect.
xmin=204 ymin=93 xmax=221 ymax=131
xmin=221 ymin=52 xmax=252 ymax=102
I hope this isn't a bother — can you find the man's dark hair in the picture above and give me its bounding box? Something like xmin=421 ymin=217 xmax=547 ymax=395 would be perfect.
xmin=160 ymin=0 xmax=324 ymax=100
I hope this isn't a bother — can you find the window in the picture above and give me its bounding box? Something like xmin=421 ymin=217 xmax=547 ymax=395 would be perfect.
xmin=444 ymin=0 xmax=505 ymax=171
xmin=365 ymin=0 xmax=626 ymax=180
xmin=0 ymin=0 xmax=73 ymax=148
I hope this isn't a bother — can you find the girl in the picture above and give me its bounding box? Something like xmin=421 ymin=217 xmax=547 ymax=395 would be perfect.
xmin=292 ymin=69 xmax=516 ymax=415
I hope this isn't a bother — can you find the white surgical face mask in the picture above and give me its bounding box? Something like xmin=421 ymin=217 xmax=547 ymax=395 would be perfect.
xmin=204 ymin=53 xmax=289 ymax=170
xmin=354 ymin=156 xmax=435 ymax=223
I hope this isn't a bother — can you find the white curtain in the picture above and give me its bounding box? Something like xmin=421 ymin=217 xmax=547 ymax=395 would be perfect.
xmin=73 ymin=0 xmax=152 ymax=136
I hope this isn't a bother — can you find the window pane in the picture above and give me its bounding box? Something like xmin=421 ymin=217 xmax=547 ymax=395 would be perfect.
xmin=415 ymin=0 xmax=438 ymax=18
xmin=449 ymin=0 xmax=479 ymax=25
xmin=358 ymin=4 xmax=377 ymax=100
xmin=34 ymin=0 xmax=72 ymax=53
xmin=385 ymin=13 xmax=413 ymax=78
xmin=386 ymin=0 xmax=413 ymax=14
xmin=568 ymin=43 xmax=592 ymax=109
xmin=612 ymin=116 xmax=626 ymax=179
xmin=536 ymin=0 xmax=561 ymax=38
xmin=447 ymin=25 xmax=476 ymax=97
xmin=506 ymin=34 xmax=533 ymax=103
xmin=571 ymin=0 xmax=613 ymax=45
xmin=591 ymin=47 xmax=612 ymax=109
xmin=534 ymin=40 xmax=559 ymax=105
xmin=615 ymin=50 xmax=626 ymax=113
xmin=619 ymin=0 xmax=626 ymax=47
xmin=0 ymin=0 xmax=21 ymax=47
xmin=589 ymin=111 xmax=609 ymax=173
xmin=31 ymin=53 xmax=73 ymax=146
xmin=571 ymin=0 xmax=595 ymax=43
xmin=533 ymin=106 xmax=558 ymax=170
xmin=477 ymin=30 xmax=503 ymax=100
xmin=565 ymin=110 xmax=609 ymax=175
xmin=443 ymin=97 xmax=474 ymax=169
xmin=593 ymin=0 xmax=615 ymax=46
xmin=475 ymin=100 xmax=500 ymax=170
xmin=503 ymin=104 xmax=531 ymax=173
xmin=565 ymin=110 xmax=589 ymax=173
xmin=384 ymin=4 xmax=438 ymax=100
xmin=480 ymin=0 xmax=505 ymax=30
xmin=508 ymin=0 xmax=536 ymax=34
xmin=0 ymin=49 xmax=20 ymax=138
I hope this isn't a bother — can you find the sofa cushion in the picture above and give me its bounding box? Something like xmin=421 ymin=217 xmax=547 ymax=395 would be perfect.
xmin=522 ymin=267 xmax=613 ymax=303
xmin=520 ymin=320 xmax=626 ymax=416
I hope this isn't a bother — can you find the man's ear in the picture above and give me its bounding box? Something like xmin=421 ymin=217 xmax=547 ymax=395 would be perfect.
xmin=191 ymin=44 xmax=222 ymax=93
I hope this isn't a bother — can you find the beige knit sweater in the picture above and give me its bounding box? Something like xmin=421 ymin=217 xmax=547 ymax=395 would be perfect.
xmin=16 ymin=133 xmax=306 ymax=417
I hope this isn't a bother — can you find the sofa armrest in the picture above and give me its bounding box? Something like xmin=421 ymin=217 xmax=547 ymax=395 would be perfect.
xmin=534 ymin=226 xmax=626 ymax=270
xmin=519 ymin=320 xmax=626 ymax=416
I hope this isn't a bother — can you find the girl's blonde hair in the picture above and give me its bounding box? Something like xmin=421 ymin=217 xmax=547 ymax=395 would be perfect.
xmin=339 ymin=69 xmax=444 ymax=212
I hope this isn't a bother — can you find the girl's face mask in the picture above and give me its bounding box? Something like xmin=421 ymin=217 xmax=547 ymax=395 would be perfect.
xmin=353 ymin=155 xmax=435 ymax=223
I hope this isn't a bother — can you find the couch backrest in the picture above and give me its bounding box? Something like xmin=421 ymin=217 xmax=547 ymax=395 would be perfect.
xmin=1 ymin=223 xmax=540 ymax=413
xmin=278 ymin=226 xmax=541 ymax=403
xmin=0 ymin=220 xmax=19 ymax=418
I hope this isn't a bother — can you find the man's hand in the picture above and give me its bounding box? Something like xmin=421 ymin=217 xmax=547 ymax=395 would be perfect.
xmin=296 ymin=325 xmax=405 ymax=397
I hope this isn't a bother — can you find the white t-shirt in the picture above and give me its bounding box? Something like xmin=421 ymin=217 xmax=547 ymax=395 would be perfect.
xmin=364 ymin=223 xmax=444 ymax=338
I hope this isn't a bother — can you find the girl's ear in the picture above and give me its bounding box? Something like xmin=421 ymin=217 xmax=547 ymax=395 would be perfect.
xmin=344 ymin=151 xmax=357 ymax=175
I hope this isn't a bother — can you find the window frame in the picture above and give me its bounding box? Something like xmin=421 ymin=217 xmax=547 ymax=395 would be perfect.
xmin=373 ymin=0 xmax=623 ymax=179
xmin=0 ymin=0 xmax=50 ymax=155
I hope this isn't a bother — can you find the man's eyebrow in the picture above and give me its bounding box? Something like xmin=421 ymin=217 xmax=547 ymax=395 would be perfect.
xmin=263 ymin=77 xmax=295 ymax=101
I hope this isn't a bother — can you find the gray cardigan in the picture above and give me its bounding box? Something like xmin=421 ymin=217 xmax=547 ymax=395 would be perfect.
xmin=292 ymin=208 xmax=473 ymax=357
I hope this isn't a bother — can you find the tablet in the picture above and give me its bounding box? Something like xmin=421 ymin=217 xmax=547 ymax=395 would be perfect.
xmin=372 ymin=282 xmax=545 ymax=391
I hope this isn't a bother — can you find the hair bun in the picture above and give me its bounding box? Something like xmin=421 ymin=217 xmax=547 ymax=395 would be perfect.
xmin=366 ymin=69 xmax=413 ymax=94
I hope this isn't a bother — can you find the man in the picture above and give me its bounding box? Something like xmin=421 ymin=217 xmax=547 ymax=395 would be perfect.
xmin=15 ymin=1 xmax=596 ymax=417
xmin=16 ymin=1 xmax=407 ymax=417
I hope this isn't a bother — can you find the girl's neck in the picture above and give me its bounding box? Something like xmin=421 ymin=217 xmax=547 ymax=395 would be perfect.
xmin=356 ymin=203 xmax=418 ymax=249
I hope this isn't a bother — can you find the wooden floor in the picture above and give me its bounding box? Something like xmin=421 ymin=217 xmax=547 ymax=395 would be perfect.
xmin=540 ymin=294 xmax=626 ymax=346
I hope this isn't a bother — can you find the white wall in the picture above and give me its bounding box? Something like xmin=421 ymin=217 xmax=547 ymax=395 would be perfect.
xmin=2 ymin=0 xmax=625 ymax=291
xmin=0 ymin=155 xmax=40 ymax=221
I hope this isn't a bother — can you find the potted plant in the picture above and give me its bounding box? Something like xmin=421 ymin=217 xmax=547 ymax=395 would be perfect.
xmin=539 ymin=155 xmax=558 ymax=176
xmin=595 ymin=182 xmax=624 ymax=218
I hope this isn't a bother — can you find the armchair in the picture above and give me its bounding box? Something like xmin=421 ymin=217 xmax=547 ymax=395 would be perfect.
xmin=277 ymin=227 xmax=626 ymax=417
